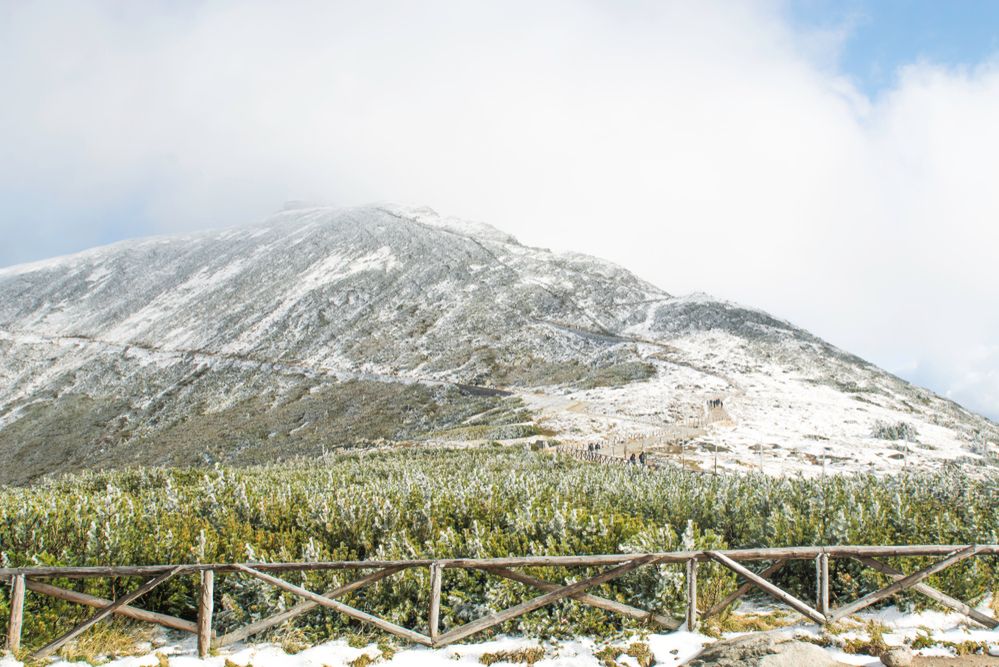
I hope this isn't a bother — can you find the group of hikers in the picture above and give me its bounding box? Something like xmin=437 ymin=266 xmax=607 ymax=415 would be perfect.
xmin=707 ymin=398 xmax=724 ymax=409
xmin=585 ymin=443 xmax=648 ymax=466
xmin=627 ymin=451 xmax=648 ymax=466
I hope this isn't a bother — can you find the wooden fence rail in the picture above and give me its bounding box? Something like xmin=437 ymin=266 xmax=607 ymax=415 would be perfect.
xmin=555 ymin=445 xmax=684 ymax=471
xmin=3 ymin=545 xmax=997 ymax=660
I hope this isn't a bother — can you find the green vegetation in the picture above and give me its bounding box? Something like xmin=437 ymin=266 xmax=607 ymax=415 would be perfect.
xmin=479 ymin=646 xmax=545 ymax=665
xmin=910 ymin=630 xmax=992 ymax=656
xmin=871 ymin=420 xmax=919 ymax=442
xmin=578 ymin=361 xmax=656 ymax=389
xmin=0 ymin=447 xmax=996 ymax=653
xmin=0 ymin=380 xmax=528 ymax=485
xmin=464 ymin=346 xmax=656 ymax=389
xmin=594 ymin=642 xmax=654 ymax=667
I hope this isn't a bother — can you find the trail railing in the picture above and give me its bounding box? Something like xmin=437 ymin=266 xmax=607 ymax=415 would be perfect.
xmin=3 ymin=545 xmax=997 ymax=661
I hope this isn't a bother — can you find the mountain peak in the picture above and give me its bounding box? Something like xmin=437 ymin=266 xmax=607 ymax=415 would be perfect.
xmin=0 ymin=206 xmax=995 ymax=484
xmin=372 ymin=203 xmax=521 ymax=245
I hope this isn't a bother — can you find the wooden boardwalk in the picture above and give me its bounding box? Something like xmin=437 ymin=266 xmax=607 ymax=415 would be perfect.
xmin=559 ymin=406 xmax=731 ymax=469
xmin=3 ymin=545 xmax=997 ymax=659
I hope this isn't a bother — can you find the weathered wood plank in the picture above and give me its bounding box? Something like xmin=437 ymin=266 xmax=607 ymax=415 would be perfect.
xmin=0 ymin=565 xmax=197 ymax=579
xmin=816 ymin=553 xmax=830 ymax=617
xmin=7 ymin=574 xmax=25 ymax=654
xmin=198 ymin=569 xmax=214 ymax=658
xmin=477 ymin=566 xmax=681 ymax=630
xmin=434 ymin=556 xmax=659 ymax=647
xmin=686 ymin=559 xmax=698 ymax=631
xmin=854 ymin=555 xmax=997 ymax=629
xmin=1 ymin=545 xmax=997 ymax=579
xmin=30 ymin=567 xmax=184 ymax=661
xmin=217 ymin=566 xmax=407 ymax=647
xmin=707 ymin=552 xmax=825 ymax=624
xmin=232 ymin=564 xmax=432 ymax=646
xmin=829 ymin=546 xmax=979 ymax=623
xmin=701 ymin=560 xmax=787 ymax=620
xmin=429 ymin=563 xmax=443 ymax=642
xmin=24 ymin=579 xmax=197 ymax=634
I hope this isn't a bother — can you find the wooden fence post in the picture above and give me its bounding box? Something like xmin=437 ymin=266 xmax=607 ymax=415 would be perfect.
xmin=685 ymin=559 xmax=698 ymax=631
xmin=429 ymin=562 xmax=442 ymax=644
xmin=7 ymin=574 xmax=25 ymax=654
xmin=816 ymin=553 xmax=829 ymax=618
xmin=198 ymin=569 xmax=214 ymax=658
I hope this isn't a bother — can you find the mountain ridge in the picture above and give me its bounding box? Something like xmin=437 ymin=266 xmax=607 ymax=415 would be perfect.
xmin=0 ymin=204 xmax=995 ymax=484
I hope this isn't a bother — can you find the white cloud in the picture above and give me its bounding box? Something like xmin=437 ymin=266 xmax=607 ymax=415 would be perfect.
xmin=0 ymin=0 xmax=997 ymax=419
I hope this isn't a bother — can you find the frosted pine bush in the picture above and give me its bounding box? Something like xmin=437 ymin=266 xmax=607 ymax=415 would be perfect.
xmin=0 ymin=446 xmax=996 ymax=650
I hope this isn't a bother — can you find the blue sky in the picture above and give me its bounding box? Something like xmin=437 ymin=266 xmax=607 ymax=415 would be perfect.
xmin=789 ymin=0 xmax=999 ymax=96
xmin=1 ymin=1 xmax=998 ymax=421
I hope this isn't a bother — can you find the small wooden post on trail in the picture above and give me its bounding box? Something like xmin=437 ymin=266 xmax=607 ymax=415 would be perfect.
xmin=816 ymin=553 xmax=829 ymax=617
xmin=7 ymin=573 xmax=25 ymax=654
xmin=685 ymin=559 xmax=698 ymax=631
xmin=429 ymin=562 xmax=443 ymax=643
xmin=198 ymin=569 xmax=214 ymax=658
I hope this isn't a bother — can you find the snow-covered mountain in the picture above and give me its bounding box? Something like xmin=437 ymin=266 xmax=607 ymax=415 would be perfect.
xmin=0 ymin=205 xmax=995 ymax=483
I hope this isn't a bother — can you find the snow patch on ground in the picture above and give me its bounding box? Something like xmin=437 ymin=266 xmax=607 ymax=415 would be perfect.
xmin=3 ymin=605 xmax=996 ymax=667
xmin=524 ymin=327 xmax=993 ymax=476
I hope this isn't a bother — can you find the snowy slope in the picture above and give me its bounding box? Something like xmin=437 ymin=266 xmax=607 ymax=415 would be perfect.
xmin=0 ymin=205 xmax=995 ymax=483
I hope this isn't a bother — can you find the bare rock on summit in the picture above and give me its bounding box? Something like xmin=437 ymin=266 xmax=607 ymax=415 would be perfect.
xmin=687 ymin=633 xmax=843 ymax=667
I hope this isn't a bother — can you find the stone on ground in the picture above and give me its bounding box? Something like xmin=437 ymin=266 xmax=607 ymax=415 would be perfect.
xmin=687 ymin=633 xmax=843 ymax=667
xmin=880 ymin=646 xmax=914 ymax=667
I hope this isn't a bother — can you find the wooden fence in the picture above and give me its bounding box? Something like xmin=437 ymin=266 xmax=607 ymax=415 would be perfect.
xmin=555 ymin=445 xmax=633 ymax=466
xmin=3 ymin=545 xmax=997 ymax=661
xmin=555 ymin=445 xmax=676 ymax=470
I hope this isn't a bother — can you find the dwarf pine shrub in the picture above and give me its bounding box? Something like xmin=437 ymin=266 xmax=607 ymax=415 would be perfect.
xmin=0 ymin=446 xmax=995 ymax=651
xmin=871 ymin=420 xmax=919 ymax=442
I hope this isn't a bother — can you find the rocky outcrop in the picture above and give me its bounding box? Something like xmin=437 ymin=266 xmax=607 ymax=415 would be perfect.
xmin=880 ymin=646 xmax=914 ymax=667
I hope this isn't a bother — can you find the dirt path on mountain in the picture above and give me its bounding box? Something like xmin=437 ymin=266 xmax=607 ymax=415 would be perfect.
xmin=520 ymin=390 xmax=667 ymax=428
xmin=914 ymin=656 xmax=999 ymax=665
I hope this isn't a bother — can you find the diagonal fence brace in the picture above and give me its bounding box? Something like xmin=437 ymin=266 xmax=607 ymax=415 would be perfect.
xmin=31 ymin=566 xmax=185 ymax=661
xmin=25 ymin=578 xmax=197 ymax=634
xmin=434 ymin=556 xmax=661 ymax=647
xmin=828 ymin=545 xmax=980 ymax=623
xmin=853 ymin=555 xmax=997 ymax=629
xmin=476 ymin=565 xmax=681 ymax=630
xmin=701 ymin=559 xmax=788 ymax=620
xmin=233 ymin=564 xmax=432 ymax=646
xmin=707 ymin=552 xmax=825 ymax=624
xmin=218 ymin=565 xmax=408 ymax=647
